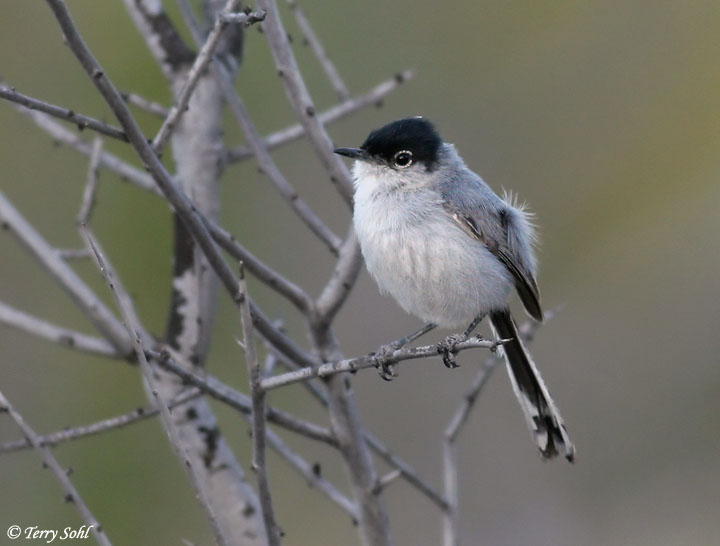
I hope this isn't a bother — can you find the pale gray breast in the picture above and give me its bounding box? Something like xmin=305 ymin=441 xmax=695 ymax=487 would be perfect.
xmin=354 ymin=187 xmax=513 ymax=328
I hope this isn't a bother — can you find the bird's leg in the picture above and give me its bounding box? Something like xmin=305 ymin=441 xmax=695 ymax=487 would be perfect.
xmin=438 ymin=313 xmax=487 ymax=369
xmin=372 ymin=322 xmax=437 ymax=380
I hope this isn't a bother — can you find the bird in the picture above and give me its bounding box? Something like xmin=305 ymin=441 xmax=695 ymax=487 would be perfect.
xmin=334 ymin=117 xmax=575 ymax=461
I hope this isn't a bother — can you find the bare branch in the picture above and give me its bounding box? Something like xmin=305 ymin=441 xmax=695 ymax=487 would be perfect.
xmin=261 ymin=336 xmax=508 ymax=391
xmin=121 ymin=91 xmax=169 ymax=118
xmin=267 ymin=343 xmax=450 ymax=510
xmin=152 ymin=0 xmax=244 ymax=154
xmin=0 ymin=390 xmax=113 ymax=546
xmin=155 ymin=347 xmax=336 ymax=447
xmin=0 ymin=301 xmax=119 ymax=358
xmin=0 ymin=83 xmax=128 ymax=141
xmin=315 ymin=227 xmax=362 ymax=323
xmin=225 ymin=71 xmax=414 ymax=164
xmin=18 ymin=109 xmax=157 ymax=193
xmin=0 ymin=191 xmax=132 ymax=353
xmin=82 ymin=227 xmax=230 ymax=546
xmin=77 ymin=136 xmax=103 ymax=226
xmin=0 ymin=389 xmax=201 ymax=455
xmin=213 ymin=62 xmax=342 ymax=254
xmin=256 ymin=0 xmax=355 ymax=203
xmin=287 ymin=0 xmax=349 ymax=100
xmin=264 ymin=426 xmax=357 ymax=519
xmin=45 ymin=0 xmax=314 ymax=372
xmin=238 ymin=266 xmax=283 ymax=546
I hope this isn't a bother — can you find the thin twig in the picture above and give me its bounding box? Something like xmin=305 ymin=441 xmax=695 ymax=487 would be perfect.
xmin=152 ymin=0 xmax=247 ymax=154
xmin=82 ymin=227 xmax=230 ymax=546
xmin=256 ymin=0 xmax=355 ymax=204
xmin=0 ymin=389 xmax=201 ymax=454
xmin=217 ymin=71 xmax=342 ymax=253
xmin=371 ymin=469 xmax=402 ymax=496
xmin=266 ymin=343 xmax=450 ymax=510
xmin=154 ymin=348 xmax=336 ymax=447
xmin=18 ymin=109 xmax=157 ymax=193
xmin=224 ymin=71 xmax=414 ymax=164
xmin=287 ymin=0 xmax=349 ymax=100
xmin=0 ymin=83 xmax=128 ymax=141
xmin=261 ymin=336 xmax=509 ymax=391
xmin=77 ymin=136 xmax=103 ymax=226
xmin=0 ymin=301 xmax=119 ymax=358
xmin=238 ymin=266 xmax=283 ymax=545
xmin=121 ymin=91 xmax=169 ymax=118
xmin=0 ymin=191 xmax=132 ymax=353
xmin=264 ymin=425 xmax=358 ymax=519
xmin=0 ymin=390 xmax=113 ymax=546
xmin=172 ymin=2 xmax=343 ymax=255
xmin=315 ymin=227 xmax=362 ymax=323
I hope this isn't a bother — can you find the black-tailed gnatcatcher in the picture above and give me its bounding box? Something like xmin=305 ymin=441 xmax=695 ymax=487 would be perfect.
xmin=334 ymin=117 xmax=574 ymax=461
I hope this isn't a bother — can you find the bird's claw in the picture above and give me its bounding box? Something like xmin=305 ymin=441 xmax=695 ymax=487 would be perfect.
xmin=371 ymin=344 xmax=398 ymax=381
xmin=437 ymin=333 xmax=466 ymax=369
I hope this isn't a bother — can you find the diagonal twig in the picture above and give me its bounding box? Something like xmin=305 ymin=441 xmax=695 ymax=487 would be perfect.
xmin=174 ymin=3 xmax=342 ymax=255
xmin=257 ymin=0 xmax=355 ymax=203
xmin=0 ymin=301 xmax=119 ymax=358
xmin=287 ymin=0 xmax=349 ymax=100
xmin=0 ymin=83 xmax=128 ymax=141
xmin=0 ymin=390 xmax=113 ymax=546
xmin=0 ymin=389 xmax=202 ymax=455
xmin=121 ymin=91 xmax=169 ymax=118
xmin=155 ymin=347 xmax=336 ymax=446
xmin=224 ymin=70 xmax=414 ymax=164
xmin=77 ymin=136 xmax=103 ymax=226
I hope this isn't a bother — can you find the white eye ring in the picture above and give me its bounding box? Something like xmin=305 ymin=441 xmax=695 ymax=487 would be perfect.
xmin=393 ymin=150 xmax=413 ymax=169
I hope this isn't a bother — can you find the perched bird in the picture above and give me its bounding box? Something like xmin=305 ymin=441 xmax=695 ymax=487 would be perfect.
xmin=335 ymin=117 xmax=574 ymax=461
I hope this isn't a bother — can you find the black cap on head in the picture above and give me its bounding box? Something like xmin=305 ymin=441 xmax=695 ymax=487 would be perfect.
xmin=360 ymin=117 xmax=442 ymax=171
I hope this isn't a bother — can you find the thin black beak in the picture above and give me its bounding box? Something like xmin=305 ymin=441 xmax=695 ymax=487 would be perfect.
xmin=333 ymin=147 xmax=370 ymax=161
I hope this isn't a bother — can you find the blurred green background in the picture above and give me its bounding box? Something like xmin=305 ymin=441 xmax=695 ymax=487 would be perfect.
xmin=2 ymin=1 xmax=720 ymax=545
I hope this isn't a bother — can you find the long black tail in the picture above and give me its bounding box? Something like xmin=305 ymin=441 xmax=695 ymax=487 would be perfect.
xmin=489 ymin=309 xmax=575 ymax=461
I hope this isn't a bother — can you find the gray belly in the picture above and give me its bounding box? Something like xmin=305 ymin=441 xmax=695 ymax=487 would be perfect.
xmin=358 ymin=216 xmax=513 ymax=328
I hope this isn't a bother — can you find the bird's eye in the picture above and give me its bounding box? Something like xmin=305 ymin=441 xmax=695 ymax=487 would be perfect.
xmin=393 ymin=150 xmax=413 ymax=169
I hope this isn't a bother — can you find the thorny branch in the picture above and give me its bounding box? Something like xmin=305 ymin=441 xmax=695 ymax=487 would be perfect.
xmin=0 ymin=1 xmax=557 ymax=545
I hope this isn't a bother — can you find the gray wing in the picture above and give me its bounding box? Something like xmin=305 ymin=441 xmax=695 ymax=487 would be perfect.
xmin=439 ymin=172 xmax=543 ymax=322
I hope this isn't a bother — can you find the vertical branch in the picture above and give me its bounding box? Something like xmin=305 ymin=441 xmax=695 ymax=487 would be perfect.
xmin=238 ymin=266 xmax=282 ymax=546
xmin=0 ymin=390 xmax=113 ymax=546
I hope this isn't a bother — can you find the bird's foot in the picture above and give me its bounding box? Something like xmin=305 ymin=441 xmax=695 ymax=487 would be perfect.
xmin=370 ymin=343 xmax=399 ymax=381
xmin=437 ymin=333 xmax=467 ymax=369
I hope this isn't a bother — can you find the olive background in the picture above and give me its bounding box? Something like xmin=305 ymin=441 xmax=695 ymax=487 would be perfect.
xmin=1 ymin=1 xmax=719 ymax=545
